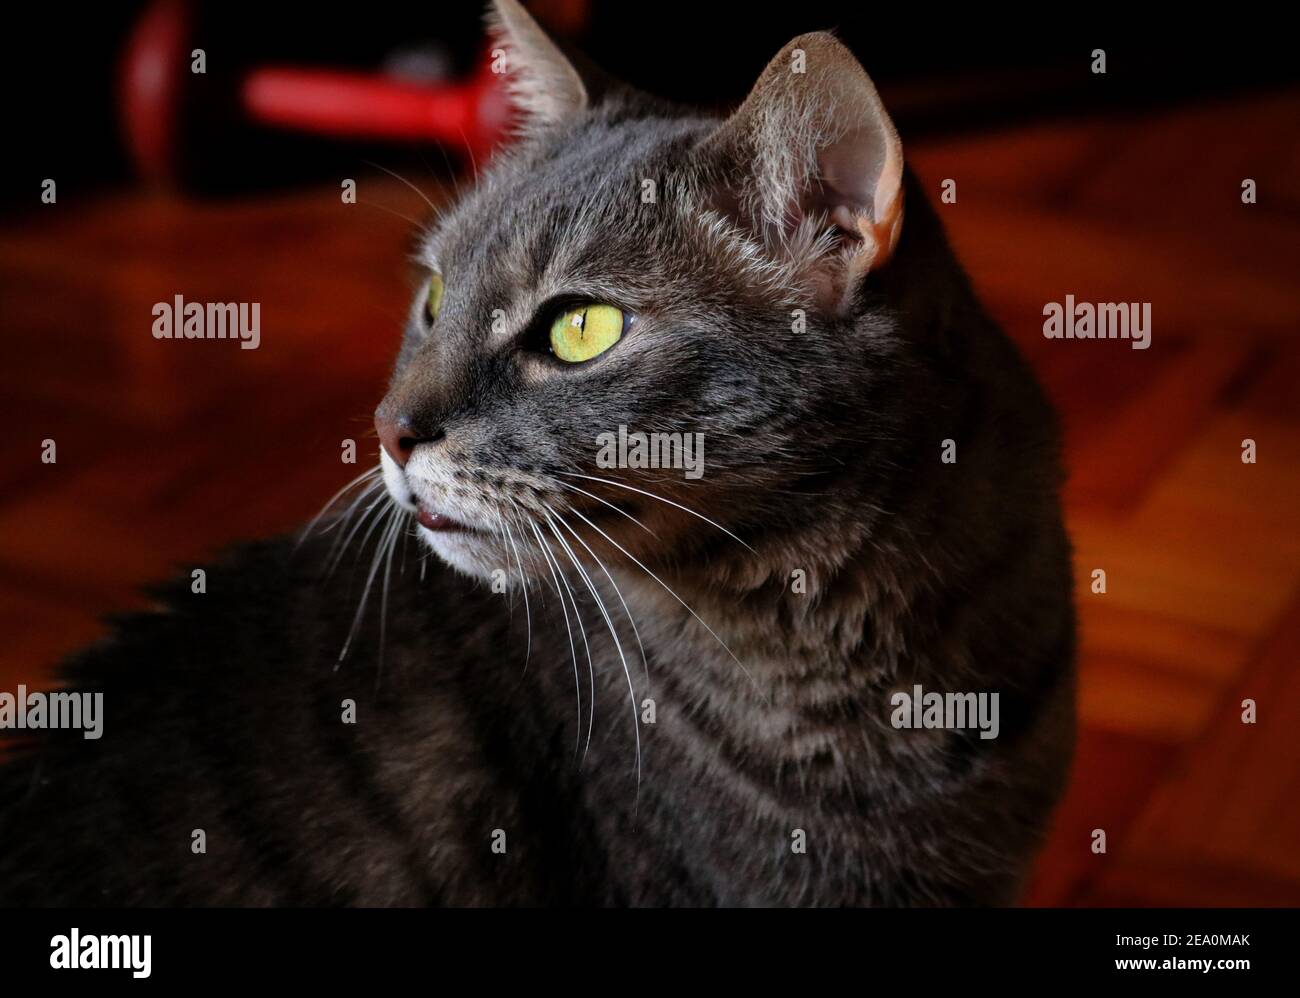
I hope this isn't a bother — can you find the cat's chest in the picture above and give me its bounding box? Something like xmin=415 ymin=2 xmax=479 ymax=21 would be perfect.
xmin=433 ymin=579 xmax=924 ymax=904
xmin=565 ymin=641 xmax=905 ymax=904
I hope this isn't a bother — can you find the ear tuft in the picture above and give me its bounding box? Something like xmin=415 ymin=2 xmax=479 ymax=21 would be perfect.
xmin=487 ymin=0 xmax=588 ymax=130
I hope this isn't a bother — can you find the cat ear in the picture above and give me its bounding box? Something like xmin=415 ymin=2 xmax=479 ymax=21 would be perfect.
xmin=707 ymin=32 xmax=904 ymax=310
xmin=487 ymin=0 xmax=591 ymax=129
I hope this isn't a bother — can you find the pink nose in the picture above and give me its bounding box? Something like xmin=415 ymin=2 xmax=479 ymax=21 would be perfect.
xmin=374 ymin=413 xmax=444 ymax=467
xmin=375 ymin=414 xmax=411 ymax=466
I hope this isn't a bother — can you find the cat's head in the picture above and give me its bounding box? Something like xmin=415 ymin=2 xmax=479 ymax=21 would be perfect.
xmin=376 ymin=0 xmax=911 ymax=586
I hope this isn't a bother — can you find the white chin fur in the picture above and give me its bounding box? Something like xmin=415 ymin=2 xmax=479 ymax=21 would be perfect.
xmin=417 ymin=529 xmax=500 ymax=581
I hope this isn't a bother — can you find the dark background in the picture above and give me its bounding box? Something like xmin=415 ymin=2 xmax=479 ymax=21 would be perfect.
xmin=4 ymin=1 xmax=1296 ymax=202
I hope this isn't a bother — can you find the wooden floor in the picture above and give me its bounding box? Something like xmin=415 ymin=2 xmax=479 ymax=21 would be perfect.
xmin=1 ymin=90 xmax=1297 ymax=906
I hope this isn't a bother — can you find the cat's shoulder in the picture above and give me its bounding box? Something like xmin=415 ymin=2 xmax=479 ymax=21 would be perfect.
xmin=48 ymin=528 xmax=491 ymax=693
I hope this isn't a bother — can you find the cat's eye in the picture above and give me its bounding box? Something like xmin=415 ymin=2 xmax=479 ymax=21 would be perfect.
xmin=425 ymin=273 xmax=445 ymax=324
xmin=549 ymin=304 xmax=625 ymax=363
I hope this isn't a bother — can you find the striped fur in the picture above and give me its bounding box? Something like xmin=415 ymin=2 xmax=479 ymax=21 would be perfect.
xmin=0 ymin=4 xmax=1074 ymax=906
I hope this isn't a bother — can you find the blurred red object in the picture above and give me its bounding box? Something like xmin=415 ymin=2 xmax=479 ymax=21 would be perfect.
xmin=119 ymin=0 xmax=512 ymax=187
xmin=240 ymin=57 xmax=509 ymax=156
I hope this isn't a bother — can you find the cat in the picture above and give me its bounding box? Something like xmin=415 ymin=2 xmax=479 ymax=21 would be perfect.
xmin=0 ymin=0 xmax=1075 ymax=906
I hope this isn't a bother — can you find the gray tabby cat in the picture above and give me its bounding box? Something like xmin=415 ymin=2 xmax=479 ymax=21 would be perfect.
xmin=0 ymin=0 xmax=1074 ymax=906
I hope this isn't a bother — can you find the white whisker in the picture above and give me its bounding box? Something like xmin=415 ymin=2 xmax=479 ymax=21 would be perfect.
xmin=362 ymin=159 xmax=440 ymax=216
xmin=543 ymin=499 xmax=650 ymax=691
xmin=536 ymin=522 xmax=597 ymax=760
xmin=299 ymin=467 xmax=383 ymax=546
xmin=542 ymin=507 xmax=641 ymax=789
xmin=338 ymin=504 xmax=400 ymax=665
xmin=528 ymin=519 xmax=584 ymax=759
xmin=321 ymin=479 xmax=386 ymax=540
xmin=502 ymin=518 xmax=532 ymax=673
xmin=552 ymin=480 xmax=657 ymax=537
xmin=557 ymin=472 xmax=754 ymax=552
xmin=329 ymin=496 xmax=389 ymax=577
xmin=559 ymin=501 xmax=765 ymax=701
xmin=375 ymin=509 xmax=408 ymax=688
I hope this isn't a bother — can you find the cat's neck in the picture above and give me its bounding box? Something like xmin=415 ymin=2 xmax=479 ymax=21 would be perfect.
xmin=614 ymin=518 xmax=921 ymax=697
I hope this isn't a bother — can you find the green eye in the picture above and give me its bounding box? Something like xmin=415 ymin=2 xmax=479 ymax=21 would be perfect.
xmin=425 ymin=273 xmax=444 ymax=323
xmin=549 ymin=304 xmax=624 ymax=363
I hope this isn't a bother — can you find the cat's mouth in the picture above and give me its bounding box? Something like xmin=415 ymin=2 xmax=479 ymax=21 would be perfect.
xmin=416 ymin=504 xmax=477 ymax=533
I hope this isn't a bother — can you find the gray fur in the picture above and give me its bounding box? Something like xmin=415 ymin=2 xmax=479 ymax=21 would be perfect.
xmin=0 ymin=2 xmax=1074 ymax=906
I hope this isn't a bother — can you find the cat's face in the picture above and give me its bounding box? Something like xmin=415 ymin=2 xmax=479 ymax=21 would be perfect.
xmin=376 ymin=1 xmax=906 ymax=585
xmin=378 ymin=117 xmax=821 ymax=581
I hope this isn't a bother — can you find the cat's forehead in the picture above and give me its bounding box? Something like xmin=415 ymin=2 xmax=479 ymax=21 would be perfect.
xmin=421 ymin=115 xmax=709 ymax=280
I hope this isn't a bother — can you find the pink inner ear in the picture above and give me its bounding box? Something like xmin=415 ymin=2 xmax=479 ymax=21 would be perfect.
xmin=816 ymin=125 xmax=888 ymax=227
xmin=813 ymin=118 xmax=905 ymax=272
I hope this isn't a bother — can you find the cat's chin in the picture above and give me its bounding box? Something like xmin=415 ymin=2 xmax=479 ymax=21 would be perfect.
xmin=417 ymin=527 xmax=504 ymax=582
